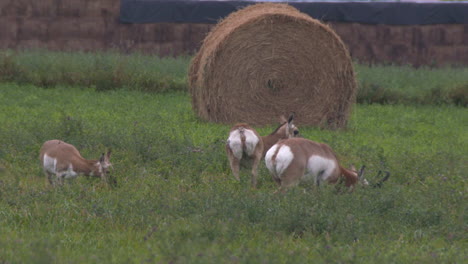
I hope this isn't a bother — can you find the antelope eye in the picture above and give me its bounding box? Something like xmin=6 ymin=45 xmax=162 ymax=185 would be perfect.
xmin=293 ymin=130 xmax=299 ymax=135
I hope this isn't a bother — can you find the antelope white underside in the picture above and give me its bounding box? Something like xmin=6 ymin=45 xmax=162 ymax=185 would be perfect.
xmin=305 ymin=155 xmax=337 ymax=184
xmin=43 ymin=154 xmax=78 ymax=178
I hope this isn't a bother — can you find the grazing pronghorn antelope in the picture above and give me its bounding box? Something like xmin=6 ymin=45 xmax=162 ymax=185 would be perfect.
xmin=265 ymin=137 xmax=372 ymax=192
xmin=39 ymin=140 xmax=112 ymax=185
xmin=225 ymin=114 xmax=299 ymax=188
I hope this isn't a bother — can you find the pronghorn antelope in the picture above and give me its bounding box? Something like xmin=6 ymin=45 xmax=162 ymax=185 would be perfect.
xmin=39 ymin=140 xmax=112 ymax=185
xmin=265 ymin=137 xmax=373 ymax=192
xmin=225 ymin=114 xmax=299 ymax=188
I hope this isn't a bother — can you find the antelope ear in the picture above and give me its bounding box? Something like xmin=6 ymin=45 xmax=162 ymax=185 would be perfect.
xmin=106 ymin=149 xmax=112 ymax=160
xmin=99 ymin=153 xmax=105 ymax=163
xmin=288 ymin=112 xmax=295 ymax=123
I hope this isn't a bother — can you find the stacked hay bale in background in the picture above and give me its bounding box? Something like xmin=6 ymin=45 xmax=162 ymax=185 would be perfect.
xmin=189 ymin=3 xmax=357 ymax=128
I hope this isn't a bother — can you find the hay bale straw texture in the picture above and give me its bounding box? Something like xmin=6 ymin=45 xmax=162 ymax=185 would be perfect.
xmin=189 ymin=3 xmax=357 ymax=128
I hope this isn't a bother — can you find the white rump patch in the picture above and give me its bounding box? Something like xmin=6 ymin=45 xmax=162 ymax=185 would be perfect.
xmin=43 ymin=154 xmax=57 ymax=174
xmin=266 ymin=145 xmax=294 ymax=178
xmin=242 ymin=129 xmax=259 ymax=156
xmin=227 ymin=130 xmax=243 ymax=159
xmin=227 ymin=128 xmax=259 ymax=159
xmin=265 ymin=144 xmax=278 ymax=173
xmin=305 ymin=155 xmax=336 ymax=184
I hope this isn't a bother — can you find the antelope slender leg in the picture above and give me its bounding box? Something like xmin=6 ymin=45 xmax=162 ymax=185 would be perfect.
xmin=229 ymin=157 xmax=241 ymax=181
xmin=277 ymin=164 xmax=305 ymax=192
xmin=45 ymin=171 xmax=54 ymax=186
xmin=250 ymin=155 xmax=261 ymax=188
xmin=272 ymin=175 xmax=281 ymax=186
xmin=56 ymin=173 xmax=64 ymax=186
xmin=279 ymin=176 xmax=301 ymax=193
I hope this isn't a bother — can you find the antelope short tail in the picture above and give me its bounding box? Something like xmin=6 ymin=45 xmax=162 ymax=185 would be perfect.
xmin=238 ymin=127 xmax=247 ymax=154
xmin=266 ymin=144 xmax=291 ymax=182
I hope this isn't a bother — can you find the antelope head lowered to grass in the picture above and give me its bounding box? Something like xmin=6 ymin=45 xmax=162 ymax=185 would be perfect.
xmin=39 ymin=140 xmax=112 ymax=186
xmin=225 ymin=113 xmax=299 ymax=188
xmin=265 ymin=137 xmax=389 ymax=192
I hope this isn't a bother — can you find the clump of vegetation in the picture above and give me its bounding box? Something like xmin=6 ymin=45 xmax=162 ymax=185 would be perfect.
xmin=448 ymin=84 xmax=468 ymax=107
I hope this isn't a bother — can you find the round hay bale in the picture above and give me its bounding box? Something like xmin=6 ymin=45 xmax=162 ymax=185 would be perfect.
xmin=189 ymin=3 xmax=356 ymax=128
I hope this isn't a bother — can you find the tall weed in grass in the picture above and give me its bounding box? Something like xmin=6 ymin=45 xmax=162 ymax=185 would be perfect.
xmin=0 ymin=83 xmax=466 ymax=263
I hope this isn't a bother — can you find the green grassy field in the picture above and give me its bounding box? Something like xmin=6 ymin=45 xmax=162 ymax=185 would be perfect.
xmin=0 ymin=80 xmax=466 ymax=263
xmin=1 ymin=50 xmax=467 ymax=106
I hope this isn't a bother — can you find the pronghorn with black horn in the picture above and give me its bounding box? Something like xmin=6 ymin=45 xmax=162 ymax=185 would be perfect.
xmin=225 ymin=113 xmax=299 ymax=188
xmin=39 ymin=140 xmax=112 ymax=185
xmin=265 ymin=137 xmax=389 ymax=192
